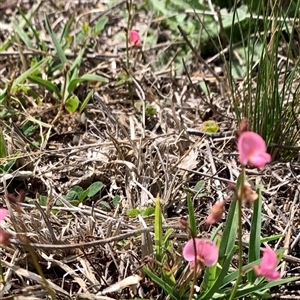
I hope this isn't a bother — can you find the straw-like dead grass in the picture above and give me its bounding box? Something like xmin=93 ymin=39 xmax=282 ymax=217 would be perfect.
xmin=0 ymin=0 xmax=299 ymax=299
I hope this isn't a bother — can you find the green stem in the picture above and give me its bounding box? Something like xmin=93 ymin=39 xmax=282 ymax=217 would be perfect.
xmin=229 ymin=167 xmax=245 ymax=300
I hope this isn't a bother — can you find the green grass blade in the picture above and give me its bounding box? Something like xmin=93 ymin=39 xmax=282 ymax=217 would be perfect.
xmin=44 ymin=15 xmax=67 ymax=64
xmin=12 ymin=57 xmax=50 ymax=89
xmin=247 ymin=184 xmax=263 ymax=283
xmin=28 ymin=75 xmax=60 ymax=97
xmin=198 ymin=246 xmax=236 ymax=300
xmin=13 ymin=22 xmax=33 ymax=48
xmin=0 ymin=127 xmax=8 ymax=158
xmin=79 ymin=89 xmax=94 ymax=113
xmin=187 ymin=193 xmax=197 ymax=237
xmin=234 ymin=277 xmax=300 ymax=299
xmin=143 ymin=267 xmax=180 ymax=300
xmin=17 ymin=8 xmax=41 ymax=47
xmin=154 ymin=197 xmax=163 ymax=262
xmin=68 ymin=74 xmax=109 ymax=94
xmin=218 ymin=198 xmax=238 ymax=259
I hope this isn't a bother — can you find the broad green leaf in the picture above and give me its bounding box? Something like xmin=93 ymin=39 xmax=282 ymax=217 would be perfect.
xmin=154 ymin=197 xmax=163 ymax=261
xmin=65 ymin=95 xmax=79 ymax=113
xmin=68 ymin=74 xmax=108 ymax=93
xmin=248 ymin=184 xmax=263 ymax=283
xmin=45 ymin=15 xmax=67 ymax=64
xmin=87 ymin=181 xmax=104 ymax=197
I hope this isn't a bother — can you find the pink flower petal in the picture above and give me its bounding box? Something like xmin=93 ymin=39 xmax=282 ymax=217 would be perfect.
xmin=129 ymin=30 xmax=141 ymax=47
xmin=183 ymin=239 xmax=198 ymax=262
xmin=183 ymin=238 xmax=218 ymax=266
xmin=249 ymin=152 xmax=271 ymax=169
xmin=0 ymin=209 xmax=8 ymax=221
xmin=238 ymin=131 xmax=271 ymax=169
xmin=196 ymin=239 xmax=219 ymax=266
xmin=261 ymin=248 xmax=278 ymax=270
xmin=254 ymin=248 xmax=280 ymax=281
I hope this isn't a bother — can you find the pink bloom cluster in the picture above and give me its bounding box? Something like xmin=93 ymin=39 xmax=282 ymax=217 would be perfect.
xmin=254 ymin=248 xmax=280 ymax=281
xmin=0 ymin=208 xmax=10 ymax=246
xmin=182 ymin=238 xmax=218 ymax=270
xmin=129 ymin=30 xmax=141 ymax=47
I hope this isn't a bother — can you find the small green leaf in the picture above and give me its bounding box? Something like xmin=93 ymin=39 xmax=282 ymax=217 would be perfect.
xmin=21 ymin=120 xmax=37 ymax=137
xmin=112 ymin=195 xmax=121 ymax=207
xmin=141 ymin=206 xmax=155 ymax=217
xmin=65 ymin=95 xmax=79 ymax=113
xmin=87 ymin=181 xmax=104 ymax=197
xmin=202 ymin=120 xmax=219 ymax=133
xmin=126 ymin=208 xmax=140 ymax=217
xmin=94 ymin=17 xmax=109 ymax=35
xmin=99 ymin=201 xmax=110 ymax=209
xmin=69 ymin=200 xmax=80 ymax=206
xmin=65 ymin=191 xmax=79 ymax=201
xmin=39 ymin=195 xmax=48 ymax=206
xmin=78 ymin=189 xmax=89 ymax=202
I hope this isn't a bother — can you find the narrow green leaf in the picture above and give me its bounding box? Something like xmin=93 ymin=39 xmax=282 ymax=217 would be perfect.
xmin=154 ymin=197 xmax=163 ymax=262
xmin=17 ymin=8 xmax=41 ymax=47
xmin=28 ymin=75 xmax=61 ymax=97
xmin=234 ymin=277 xmax=300 ymax=299
xmin=12 ymin=57 xmax=50 ymax=89
xmin=198 ymin=247 xmax=236 ymax=300
xmin=65 ymin=95 xmax=79 ymax=113
xmin=13 ymin=22 xmax=33 ymax=48
xmin=143 ymin=267 xmax=180 ymax=300
xmin=79 ymin=89 xmax=94 ymax=113
xmin=68 ymin=74 xmax=108 ymax=93
xmin=59 ymin=16 xmax=74 ymax=43
xmin=187 ymin=193 xmax=197 ymax=237
xmin=44 ymin=15 xmax=67 ymax=64
xmin=248 ymin=184 xmax=263 ymax=283
xmin=0 ymin=127 xmax=8 ymax=158
xmin=218 ymin=198 xmax=238 ymax=259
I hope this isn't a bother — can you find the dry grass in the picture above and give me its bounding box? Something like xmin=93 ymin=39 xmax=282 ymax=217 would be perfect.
xmin=0 ymin=0 xmax=300 ymax=299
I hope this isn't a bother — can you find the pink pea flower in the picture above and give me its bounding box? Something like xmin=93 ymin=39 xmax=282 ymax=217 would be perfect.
xmin=238 ymin=131 xmax=271 ymax=169
xmin=0 ymin=208 xmax=10 ymax=246
xmin=183 ymin=238 xmax=218 ymax=269
xmin=253 ymin=248 xmax=280 ymax=281
xmin=129 ymin=30 xmax=141 ymax=47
